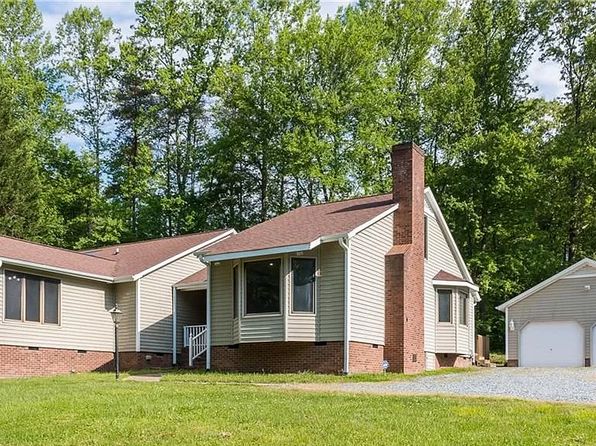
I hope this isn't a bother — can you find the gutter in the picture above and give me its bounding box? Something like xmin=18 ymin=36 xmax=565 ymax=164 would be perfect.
xmin=338 ymin=236 xmax=351 ymax=375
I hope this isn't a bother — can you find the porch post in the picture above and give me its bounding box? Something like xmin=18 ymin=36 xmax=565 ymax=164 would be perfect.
xmin=172 ymin=286 xmax=177 ymax=365
xmin=206 ymin=263 xmax=211 ymax=370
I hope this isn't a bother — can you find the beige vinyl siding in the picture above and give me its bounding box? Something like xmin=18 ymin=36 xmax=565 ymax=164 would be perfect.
xmin=424 ymin=201 xmax=467 ymax=355
xmin=286 ymin=249 xmax=317 ymax=342
xmin=211 ymin=260 xmax=234 ymax=346
xmin=507 ymin=274 xmax=596 ymax=361
xmin=240 ymin=255 xmax=284 ymax=343
xmin=316 ymin=242 xmax=344 ymax=341
xmin=115 ymin=281 xmax=136 ymax=351
xmin=175 ymin=289 xmax=206 ymax=351
xmin=350 ymin=213 xmax=393 ymax=345
xmin=139 ymin=254 xmax=205 ymax=352
xmin=569 ymin=264 xmax=596 ymax=277
xmin=209 ymin=242 xmax=345 ymax=344
xmin=456 ymin=291 xmax=473 ymax=355
xmin=0 ymin=266 xmax=115 ymax=351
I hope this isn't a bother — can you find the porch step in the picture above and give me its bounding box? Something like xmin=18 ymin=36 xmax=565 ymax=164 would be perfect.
xmin=180 ymin=347 xmax=206 ymax=369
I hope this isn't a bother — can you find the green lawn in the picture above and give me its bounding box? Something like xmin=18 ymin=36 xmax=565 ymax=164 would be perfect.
xmin=0 ymin=372 xmax=594 ymax=446
xmin=158 ymin=367 xmax=474 ymax=383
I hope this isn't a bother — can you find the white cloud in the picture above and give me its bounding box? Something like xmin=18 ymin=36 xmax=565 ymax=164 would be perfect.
xmin=526 ymin=54 xmax=566 ymax=101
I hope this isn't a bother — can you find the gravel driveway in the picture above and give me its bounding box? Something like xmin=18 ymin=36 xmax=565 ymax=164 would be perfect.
xmin=290 ymin=368 xmax=596 ymax=404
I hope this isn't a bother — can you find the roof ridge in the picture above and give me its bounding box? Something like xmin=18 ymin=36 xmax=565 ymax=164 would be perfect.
xmin=294 ymin=192 xmax=392 ymax=210
xmin=0 ymin=235 xmax=116 ymax=264
xmin=81 ymin=228 xmax=230 ymax=252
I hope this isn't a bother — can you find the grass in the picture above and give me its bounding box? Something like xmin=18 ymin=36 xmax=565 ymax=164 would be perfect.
xmin=158 ymin=366 xmax=475 ymax=384
xmin=490 ymin=353 xmax=506 ymax=365
xmin=0 ymin=372 xmax=594 ymax=445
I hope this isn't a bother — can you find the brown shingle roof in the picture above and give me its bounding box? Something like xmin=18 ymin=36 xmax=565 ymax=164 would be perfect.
xmin=433 ymin=270 xmax=466 ymax=282
xmin=82 ymin=229 xmax=231 ymax=277
xmin=176 ymin=269 xmax=207 ymax=287
xmin=0 ymin=230 xmax=230 ymax=280
xmin=203 ymin=194 xmax=396 ymax=257
xmin=0 ymin=236 xmax=115 ymax=277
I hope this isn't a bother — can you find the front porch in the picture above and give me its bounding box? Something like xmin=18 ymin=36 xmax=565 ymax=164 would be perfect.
xmin=173 ymin=271 xmax=209 ymax=368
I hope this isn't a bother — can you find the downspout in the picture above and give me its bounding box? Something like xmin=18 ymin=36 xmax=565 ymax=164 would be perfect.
xmin=504 ymin=307 xmax=509 ymax=365
xmin=338 ymin=237 xmax=350 ymax=375
xmin=172 ymin=286 xmax=177 ymax=365
xmin=203 ymin=259 xmax=212 ymax=371
xmin=135 ymin=279 xmax=141 ymax=352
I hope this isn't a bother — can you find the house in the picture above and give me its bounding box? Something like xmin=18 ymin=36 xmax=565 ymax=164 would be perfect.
xmin=0 ymin=229 xmax=234 ymax=376
xmin=192 ymin=142 xmax=480 ymax=374
xmin=497 ymin=258 xmax=596 ymax=368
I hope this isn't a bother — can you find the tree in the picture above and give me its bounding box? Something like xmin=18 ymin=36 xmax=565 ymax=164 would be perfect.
xmin=537 ymin=0 xmax=596 ymax=264
xmin=56 ymin=6 xmax=118 ymax=190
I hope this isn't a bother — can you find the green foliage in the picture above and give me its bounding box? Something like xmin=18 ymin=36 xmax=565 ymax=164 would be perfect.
xmin=1 ymin=0 xmax=595 ymax=350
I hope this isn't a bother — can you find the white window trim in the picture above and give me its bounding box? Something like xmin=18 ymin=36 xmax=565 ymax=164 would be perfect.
xmin=232 ymin=262 xmax=240 ymax=320
xmin=289 ymin=256 xmax=317 ymax=316
xmin=458 ymin=291 xmax=469 ymax=327
xmin=436 ymin=288 xmax=453 ymax=324
xmin=3 ymin=269 xmax=62 ymax=326
xmin=242 ymin=256 xmax=284 ymax=318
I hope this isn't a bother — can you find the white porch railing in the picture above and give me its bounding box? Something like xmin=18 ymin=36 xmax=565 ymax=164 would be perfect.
xmin=184 ymin=325 xmax=207 ymax=367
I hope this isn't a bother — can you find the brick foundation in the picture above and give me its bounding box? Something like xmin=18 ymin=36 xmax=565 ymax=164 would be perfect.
xmin=120 ymin=352 xmax=173 ymax=370
xmin=349 ymin=341 xmax=385 ymax=373
xmin=0 ymin=344 xmax=175 ymax=377
xmin=506 ymin=359 xmax=519 ymax=367
xmin=211 ymin=341 xmax=387 ymax=374
xmin=212 ymin=341 xmax=344 ymax=374
xmin=0 ymin=344 xmax=114 ymax=377
xmin=435 ymin=353 xmax=473 ymax=368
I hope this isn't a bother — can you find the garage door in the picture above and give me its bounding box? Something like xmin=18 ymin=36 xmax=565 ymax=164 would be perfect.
xmin=519 ymin=321 xmax=584 ymax=367
xmin=592 ymin=325 xmax=596 ymax=367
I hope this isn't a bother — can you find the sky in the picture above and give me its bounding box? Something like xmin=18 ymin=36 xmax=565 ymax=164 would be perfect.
xmin=36 ymin=0 xmax=566 ymax=105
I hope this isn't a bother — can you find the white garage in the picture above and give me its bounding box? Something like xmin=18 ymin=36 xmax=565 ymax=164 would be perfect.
xmin=519 ymin=321 xmax=584 ymax=367
xmin=497 ymin=258 xmax=596 ymax=368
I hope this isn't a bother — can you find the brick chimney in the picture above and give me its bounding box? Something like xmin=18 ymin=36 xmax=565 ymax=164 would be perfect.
xmin=384 ymin=142 xmax=425 ymax=373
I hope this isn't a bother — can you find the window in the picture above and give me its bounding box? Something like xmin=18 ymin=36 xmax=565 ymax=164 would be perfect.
xmin=292 ymin=258 xmax=316 ymax=313
xmin=459 ymin=292 xmax=468 ymax=326
xmin=437 ymin=289 xmax=452 ymax=323
xmin=244 ymin=259 xmax=281 ymax=315
xmin=232 ymin=265 xmax=239 ymax=319
xmin=424 ymin=215 xmax=428 ymax=259
xmin=5 ymin=272 xmax=23 ymax=320
xmin=4 ymin=271 xmax=60 ymax=324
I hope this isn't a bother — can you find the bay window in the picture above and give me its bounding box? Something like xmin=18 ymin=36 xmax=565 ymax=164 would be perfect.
xmin=244 ymin=259 xmax=281 ymax=315
xmin=459 ymin=292 xmax=468 ymax=326
xmin=437 ymin=289 xmax=452 ymax=323
xmin=291 ymin=258 xmax=316 ymax=313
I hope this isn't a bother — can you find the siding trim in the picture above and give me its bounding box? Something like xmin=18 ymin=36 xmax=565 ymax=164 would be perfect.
xmin=0 ymin=258 xmax=113 ymax=283
xmin=135 ymin=279 xmax=141 ymax=352
xmin=131 ymin=229 xmax=235 ymax=281
xmin=497 ymin=257 xmax=596 ymax=312
xmin=172 ymin=286 xmax=177 ymax=365
xmin=206 ymin=263 xmax=211 ymax=370
xmin=338 ymin=237 xmax=350 ymax=374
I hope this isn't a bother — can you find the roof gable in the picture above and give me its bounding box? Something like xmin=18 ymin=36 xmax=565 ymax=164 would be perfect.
xmin=424 ymin=189 xmax=477 ymax=290
xmin=83 ymin=229 xmax=233 ymax=279
xmin=0 ymin=230 xmax=233 ymax=282
xmin=496 ymin=258 xmax=596 ymax=312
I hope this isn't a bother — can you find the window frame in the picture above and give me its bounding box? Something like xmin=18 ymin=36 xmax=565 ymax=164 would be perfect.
xmin=242 ymin=257 xmax=283 ymax=318
xmin=3 ymin=270 xmax=61 ymax=326
xmin=424 ymin=215 xmax=428 ymax=260
xmin=436 ymin=288 xmax=453 ymax=324
xmin=290 ymin=256 xmax=317 ymax=315
xmin=458 ymin=291 xmax=468 ymax=326
xmin=232 ymin=263 xmax=239 ymax=319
